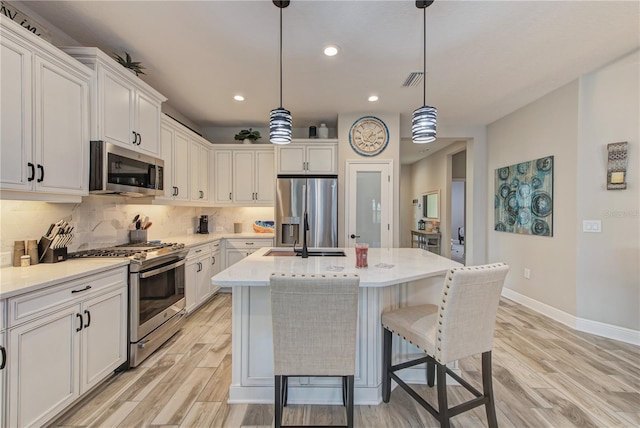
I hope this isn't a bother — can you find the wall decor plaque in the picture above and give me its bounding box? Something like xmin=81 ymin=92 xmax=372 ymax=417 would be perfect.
xmin=495 ymin=156 xmax=554 ymax=237
xmin=607 ymin=141 xmax=628 ymax=190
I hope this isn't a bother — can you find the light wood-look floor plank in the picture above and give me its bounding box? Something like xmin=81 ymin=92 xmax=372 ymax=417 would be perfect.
xmin=49 ymin=294 xmax=640 ymax=428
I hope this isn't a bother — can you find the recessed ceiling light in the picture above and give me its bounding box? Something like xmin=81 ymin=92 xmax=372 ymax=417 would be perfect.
xmin=323 ymin=45 xmax=340 ymax=57
xmin=368 ymin=95 xmax=379 ymax=102
xmin=234 ymin=95 xmax=245 ymax=101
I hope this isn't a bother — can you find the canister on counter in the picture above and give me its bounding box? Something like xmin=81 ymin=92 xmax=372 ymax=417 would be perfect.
xmin=27 ymin=239 xmax=39 ymax=265
xmin=13 ymin=240 xmax=25 ymax=267
xmin=20 ymin=255 xmax=31 ymax=267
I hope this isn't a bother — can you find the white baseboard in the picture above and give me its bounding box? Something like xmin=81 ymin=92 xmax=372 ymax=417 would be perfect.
xmin=501 ymin=288 xmax=640 ymax=346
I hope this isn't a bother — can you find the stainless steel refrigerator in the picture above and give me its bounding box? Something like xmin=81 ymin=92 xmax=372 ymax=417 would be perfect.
xmin=276 ymin=175 xmax=338 ymax=248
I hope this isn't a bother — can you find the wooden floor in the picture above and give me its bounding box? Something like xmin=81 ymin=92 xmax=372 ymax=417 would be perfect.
xmin=50 ymin=293 xmax=640 ymax=428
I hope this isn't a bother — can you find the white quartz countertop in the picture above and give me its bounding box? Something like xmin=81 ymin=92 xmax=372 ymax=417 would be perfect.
xmin=160 ymin=232 xmax=274 ymax=248
xmin=0 ymin=258 xmax=130 ymax=299
xmin=212 ymin=247 xmax=462 ymax=288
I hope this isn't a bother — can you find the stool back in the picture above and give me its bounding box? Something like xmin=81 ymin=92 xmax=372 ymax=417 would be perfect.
xmin=435 ymin=263 xmax=509 ymax=364
xmin=270 ymin=273 xmax=360 ymax=376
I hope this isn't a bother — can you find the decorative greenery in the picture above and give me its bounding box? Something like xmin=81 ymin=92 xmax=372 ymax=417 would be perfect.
xmin=113 ymin=52 xmax=146 ymax=76
xmin=234 ymin=128 xmax=262 ymax=142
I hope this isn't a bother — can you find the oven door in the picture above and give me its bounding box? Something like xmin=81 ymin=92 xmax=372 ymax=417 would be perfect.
xmin=130 ymin=257 xmax=186 ymax=342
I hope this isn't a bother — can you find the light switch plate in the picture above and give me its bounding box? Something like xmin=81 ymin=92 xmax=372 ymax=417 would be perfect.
xmin=583 ymin=220 xmax=602 ymax=233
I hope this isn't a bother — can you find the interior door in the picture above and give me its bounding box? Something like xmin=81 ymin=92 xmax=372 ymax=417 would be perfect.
xmin=345 ymin=161 xmax=393 ymax=248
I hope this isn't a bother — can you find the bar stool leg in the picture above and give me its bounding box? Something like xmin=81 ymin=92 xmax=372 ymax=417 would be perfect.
xmin=283 ymin=376 xmax=288 ymax=407
xmin=382 ymin=328 xmax=392 ymax=403
xmin=274 ymin=375 xmax=283 ymax=428
xmin=482 ymin=352 xmax=498 ymax=428
xmin=427 ymin=360 xmax=435 ymax=387
xmin=346 ymin=375 xmax=354 ymax=428
xmin=436 ymin=363 xmax=450 ymax=428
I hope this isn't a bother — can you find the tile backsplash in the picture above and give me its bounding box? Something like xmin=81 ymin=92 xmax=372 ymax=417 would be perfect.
xmin=0 ymin=196 xmax=274 ymax=257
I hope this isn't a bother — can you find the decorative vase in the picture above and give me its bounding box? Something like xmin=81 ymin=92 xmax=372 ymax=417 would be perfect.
xmin=318 ymin=123 xmax=329 ymax=139
xmin=243 ymin=138 xmax=253 ymax=144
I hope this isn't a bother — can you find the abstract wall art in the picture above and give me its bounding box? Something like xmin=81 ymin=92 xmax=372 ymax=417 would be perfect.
xmin=495 ymin=156 xmax=554 ymax=236
xmin=607 ymin=141 xmax=628 ymax=190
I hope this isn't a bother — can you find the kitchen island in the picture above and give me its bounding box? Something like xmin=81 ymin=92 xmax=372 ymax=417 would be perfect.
xmin=212 ymin=247 xmax=462 ymax=405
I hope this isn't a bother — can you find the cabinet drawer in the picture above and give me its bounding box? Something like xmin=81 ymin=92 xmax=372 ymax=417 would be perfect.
xmin=8 ymin=267 xmax=127 ymax=328
xmin=225 ymin=238 xmax=273 ymax=249
xmin=187 ymin=243 xmax=210 ymax=259
xmin=210 ymin=240 xmax=222 ymax=251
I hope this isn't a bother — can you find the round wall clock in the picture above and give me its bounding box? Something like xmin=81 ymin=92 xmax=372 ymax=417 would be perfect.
xmin=349 ymin=116 xmax=390 ymax=157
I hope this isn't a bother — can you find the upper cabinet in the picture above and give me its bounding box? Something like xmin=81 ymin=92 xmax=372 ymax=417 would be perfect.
xmin=276 ymin=140 xmax=337 ymax=175
xmin=157 ymin=114 xmax=211 ymax=206
xmin=212 ymin=146 xmax=274 ymax=206
xmin=0 ymin=17 xmax=91 ymax=199
xmin=62 ymin=47 xmax=167 ymax=157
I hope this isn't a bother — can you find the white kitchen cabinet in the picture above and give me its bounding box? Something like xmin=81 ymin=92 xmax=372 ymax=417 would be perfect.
xmin=186 ymin=244 xmax=214 ymax=313
xmin=276 ymin=140 xmax=337 ymax=175
xmin=159 ymin=119 xmax=190 ymax=202
xmin=213 ymin=147 xmax=274 ymax=206
xmin=1 ymin=18 xmax=91 ymax=198
xmin=190 ymin=140 xmax=210 ymax=202
xmin=1 ymin=300 xmax=6 ymax=428
xmin=210 ymin=240 xmax=222 ymax=295
xmin=212 ymin=149 xmax=233 ymax=205
xmin=62 ymin=47 xmax=166 ymax=157
xmin=6 ymin=267 xmax=127 ymax=428
xmin=223 ymin=238 xmax=274 ymax=269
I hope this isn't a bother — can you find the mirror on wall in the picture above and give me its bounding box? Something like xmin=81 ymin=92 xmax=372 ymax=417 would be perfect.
xmin=422 ymin=190 xmax=440 ymax=221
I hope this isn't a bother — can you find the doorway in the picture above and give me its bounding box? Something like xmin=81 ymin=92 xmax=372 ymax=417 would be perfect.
xmin=450 ymin=150 xmax=466 ymax=264
xmin=345 ymin=160 xmax=393 ymax=248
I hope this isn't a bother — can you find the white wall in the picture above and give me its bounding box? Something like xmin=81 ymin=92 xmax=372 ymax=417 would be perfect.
xmin=487 ymin=81 xmax=579 ymax=316
xmin=486 ymin=50 xmax=639 ymax=334
xmin=576 ymin=50 xmax=639 ymax=330
xmin=399 ymin=165 xmax=413 ymax=248
xmin=451 ymin=181 xmax=465 ymax=242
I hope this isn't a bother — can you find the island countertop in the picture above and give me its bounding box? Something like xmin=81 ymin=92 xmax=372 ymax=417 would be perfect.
xmin=212 ymin=247 xmax=462 ymax=288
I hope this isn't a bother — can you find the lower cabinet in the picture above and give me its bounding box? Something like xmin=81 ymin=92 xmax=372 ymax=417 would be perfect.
xmin=6 ymin=267 xmax=127 ymax=428
xmin=224 ymin=238 xmax=274 ymax=269
xmin=210 ymin=240 xmax=222 ymax=295
xmin=0 ymin=328 xmax=6 ymax=428
xmin=186 ymin=243 xmax=214 ymax=313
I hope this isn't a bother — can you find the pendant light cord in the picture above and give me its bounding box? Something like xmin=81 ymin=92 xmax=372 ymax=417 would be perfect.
xmin=279 ymin=6 xmax=283 ymax=109
xmin=422 ymin=5 xmax=426 ymax=106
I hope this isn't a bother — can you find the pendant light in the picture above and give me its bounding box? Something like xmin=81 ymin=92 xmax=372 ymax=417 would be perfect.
xmin=270 ymin=0 xmax=292 ymax=145
xmin=412 ymin=0 xmax=437 ymax=144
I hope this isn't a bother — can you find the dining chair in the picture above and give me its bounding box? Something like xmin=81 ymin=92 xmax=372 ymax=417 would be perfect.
xmin=270 ymin=273 xmax=360 ymax=428
xmin=381 ymin=263 xmax=509 ymax=428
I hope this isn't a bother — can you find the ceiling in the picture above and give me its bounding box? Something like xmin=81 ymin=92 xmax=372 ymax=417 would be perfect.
xmin=21 ymin=0 xmax=640 ymax=163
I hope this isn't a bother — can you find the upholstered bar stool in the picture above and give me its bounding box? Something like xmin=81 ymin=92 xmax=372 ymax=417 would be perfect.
xmin=270 ymin=273 xmax=360 ymax=428
xmin=381 ymin=263 xmax=509 ymax=428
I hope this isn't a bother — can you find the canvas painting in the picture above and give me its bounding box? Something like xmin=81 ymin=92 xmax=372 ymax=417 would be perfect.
xmin=495 ymin=156 xmax=553 ymax=236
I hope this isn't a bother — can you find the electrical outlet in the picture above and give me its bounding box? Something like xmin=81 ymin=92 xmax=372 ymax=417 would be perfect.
xmin=583 ymin=220 xmax=602 ymax=233
xmin=524 ymin=268 xmax=531 ymax=280
xmin=216 ymin=226 xmax=224 ymax=232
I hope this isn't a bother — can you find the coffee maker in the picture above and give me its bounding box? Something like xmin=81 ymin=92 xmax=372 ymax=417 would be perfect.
xmin=198 ymin=215 xmax=209 ymax=234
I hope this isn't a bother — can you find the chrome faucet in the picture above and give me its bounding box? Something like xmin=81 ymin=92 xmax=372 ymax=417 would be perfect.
xmin=301 ymin=212 xmax=309 ymax=258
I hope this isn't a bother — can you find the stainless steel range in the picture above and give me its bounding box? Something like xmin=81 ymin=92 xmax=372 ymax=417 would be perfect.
xmin=70 ymin=241 xmax=189 ymax=367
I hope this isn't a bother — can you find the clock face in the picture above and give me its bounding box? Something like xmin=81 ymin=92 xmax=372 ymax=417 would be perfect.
xmin=349 ymin=116 xmax=389 ymax=157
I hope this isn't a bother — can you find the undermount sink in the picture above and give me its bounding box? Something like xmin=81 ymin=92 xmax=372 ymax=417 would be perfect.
xmin=264 ymin=249 xmax=346 ymax=257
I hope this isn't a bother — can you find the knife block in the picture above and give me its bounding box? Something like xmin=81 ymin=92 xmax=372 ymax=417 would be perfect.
xmin=38 ymin=236 xmax=68 ymax=263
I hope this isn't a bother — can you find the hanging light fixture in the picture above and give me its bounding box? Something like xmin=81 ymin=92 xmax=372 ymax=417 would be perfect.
xmin=412 ymin=0 xmax=437 ymax=144
xmin=270 ymin=0 xmax=292 ymax=145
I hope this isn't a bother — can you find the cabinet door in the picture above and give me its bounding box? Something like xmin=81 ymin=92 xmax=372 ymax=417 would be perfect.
xmin=159 ymin=124 xmax=175 ymax=199
xmin=0 ymin=36 xmax=32 ymax=191
xmin=306 ymin=145 xmax=336 ymax=174
xmin=210 ymin=250 xmax=222 ymax=294
xmin=135 ymin=91 xmax=161 ymax=156
xmin=80 ymin=287 xmax=127 ymax=393
xmin=173 ymin=132 xmax=190 ymax=201
xmin=185 ymin=256 xmax=198 ymax=313
xmin=233 ymin=151 xmax=255 ymax=204
xmin=8 ymin=305 xmax=80 ymax=428
xmin=196 ymin=254 xmax=213 ymax=305
xmin=277 ymin=146 xmax=305 ymax=174
xmin=1 ymin=330 xmax=6 ymax=428
xmin=225 ymin=248 xmax=249 ymax=268
xmin=213 ymin=150 xmax=233 ymax=204
xmin=101 ymin=68 xmax=134 ymax=148
xmin=190 ymin=142 xmax=209 ymax=202
xmin=255 ymin=150 xmax=275 ymax=203
xmin=34 ymin=56 xmax=89 ymax=194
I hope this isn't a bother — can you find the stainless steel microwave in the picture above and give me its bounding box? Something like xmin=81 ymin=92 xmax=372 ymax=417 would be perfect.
xmin=89 ymin=141 xmax=164 ymax=197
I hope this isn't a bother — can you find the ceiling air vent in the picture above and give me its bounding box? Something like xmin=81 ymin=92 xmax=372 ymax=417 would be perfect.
xmin=402 ymin=71 xmax=423 ymax=87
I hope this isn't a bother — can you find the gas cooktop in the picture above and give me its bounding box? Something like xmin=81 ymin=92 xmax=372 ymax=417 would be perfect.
xmin=69 ymin=241 xmax=186 ymax=264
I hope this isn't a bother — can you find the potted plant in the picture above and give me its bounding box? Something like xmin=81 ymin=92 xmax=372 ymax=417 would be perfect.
xmin=113 ymin=52 xmax=146 ymax=76
xmin=234 ymin=128 xmax=262 ymax=144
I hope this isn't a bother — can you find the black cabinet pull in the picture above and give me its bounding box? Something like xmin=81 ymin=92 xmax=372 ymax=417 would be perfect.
xmin=28 ymin=162 xmax=35 ymax=181
xmin=350 ymin=234 xmax=360 ymax=239
xmin=176 ymin=187 xmax=179 ymax=196
xmin=71 ymin=285 xmax=92 ymax=294
xmin=212 ymin=256 xmax=216 ymax=265
xmin=37 ymin=164 xmax=44 ymax=182
xmin=0 ymin=345 xmax=6 ymax=370
xmin=76 ymin=313 xmax=83 ymax=332
xmin=229 ymin=192 xmax=232 ymax=200
xmin=132 ymin=131 xmax=137 ymax=145
xmin=84 ymin=309 xmax=91 ymax=328
xmin=137 ymin=132 xmax=142 ymax=146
